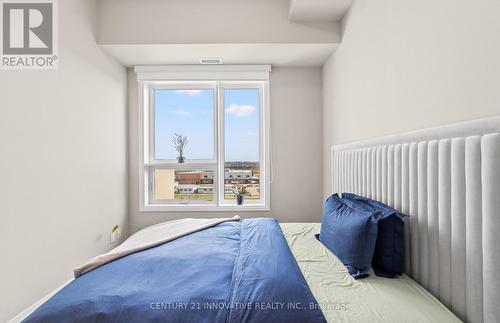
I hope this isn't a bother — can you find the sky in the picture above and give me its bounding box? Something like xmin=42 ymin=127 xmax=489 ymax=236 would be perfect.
xmin=155 ymin=88 xmax=260 ymax=162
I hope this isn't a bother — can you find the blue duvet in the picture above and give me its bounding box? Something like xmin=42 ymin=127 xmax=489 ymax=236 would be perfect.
xmin=24 ymin=218 xmax=326 ymax=323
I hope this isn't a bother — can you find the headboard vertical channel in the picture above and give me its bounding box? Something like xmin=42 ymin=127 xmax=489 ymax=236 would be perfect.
xmin=330 ymin=116 xmax=500 ymax=323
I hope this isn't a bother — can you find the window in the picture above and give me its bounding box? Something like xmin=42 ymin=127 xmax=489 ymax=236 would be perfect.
xmin=136 ymin=65 xmax=270 ymax=211
xmin=154 ymin=89 xmax=215 ymax=161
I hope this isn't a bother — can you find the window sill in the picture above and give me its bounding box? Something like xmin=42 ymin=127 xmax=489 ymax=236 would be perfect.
xmin=140 ymin=204 xmax=270 ymax=212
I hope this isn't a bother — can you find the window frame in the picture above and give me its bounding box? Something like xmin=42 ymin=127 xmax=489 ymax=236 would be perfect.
xmin=137 ymin=71 xmax=270 ymax=212
xmin=218 ymin=82 xmax=267 ymax=208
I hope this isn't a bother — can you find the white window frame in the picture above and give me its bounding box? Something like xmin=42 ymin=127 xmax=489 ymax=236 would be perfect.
xmin=136 ymin=65 xmax=271 ymax=212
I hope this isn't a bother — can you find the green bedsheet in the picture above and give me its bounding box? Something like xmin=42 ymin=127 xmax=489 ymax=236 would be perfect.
xmin=280 ymin=223 xmax=461 ymax=323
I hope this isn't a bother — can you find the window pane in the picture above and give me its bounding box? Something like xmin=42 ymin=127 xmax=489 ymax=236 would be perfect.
xmin=154 ymin=89 xmax=214 ymax=160
xmin=153 ymin=169 xmax=215 ymax=202
xmin=224 ymin=88 xmax=260 ymax=201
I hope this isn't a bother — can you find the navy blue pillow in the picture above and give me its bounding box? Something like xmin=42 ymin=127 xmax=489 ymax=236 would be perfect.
xmin=342 ymin=193 xmax=405 ymax=277
xmin=320 ymin=194 xmax=380 ymax=278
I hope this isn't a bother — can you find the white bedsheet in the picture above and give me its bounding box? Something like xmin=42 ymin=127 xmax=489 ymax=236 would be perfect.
xmin=280 ymin=223 xmax=462 ymax=323
xmin=73 ymin=216 xmax=240 ymax=277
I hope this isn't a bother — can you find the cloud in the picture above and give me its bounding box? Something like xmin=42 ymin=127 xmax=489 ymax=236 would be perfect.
xmin=175 ymin=90 xmax=203 ymax=96
xmin=247 ymin=131 xmax=257 ymax=137
xmin=170 ymin=109 xmax=191 ymax=116
xmin=226 ymin=104 xmax=256 ymax=117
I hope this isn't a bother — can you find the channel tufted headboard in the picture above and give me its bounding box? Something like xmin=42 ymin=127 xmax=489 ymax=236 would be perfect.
xmin=331 ymin=116 xmax=500 ymax=323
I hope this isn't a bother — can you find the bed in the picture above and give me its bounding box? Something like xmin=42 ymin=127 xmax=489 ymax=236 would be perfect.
xmin=20 ymin=116 xmax=500 ymax=323
xmin=22 ymin=218 xmax=460 ymax=323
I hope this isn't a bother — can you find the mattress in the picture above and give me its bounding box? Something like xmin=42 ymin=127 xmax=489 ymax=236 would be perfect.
xmin=280 ymin=223 xmax=461 ymax=323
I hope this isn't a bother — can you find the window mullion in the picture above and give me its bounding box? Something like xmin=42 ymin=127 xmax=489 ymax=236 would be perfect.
xmin=217 ymin=82 xmax=224 ymax=207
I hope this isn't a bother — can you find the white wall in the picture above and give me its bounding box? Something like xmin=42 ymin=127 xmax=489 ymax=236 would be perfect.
xmin=323 ymin=0 xmax=500 ymax=197
xmin=97 ymin=0 xmax=339 ymax=45
xmin=0 ymin=0 xmax=127 ymax=321
xmin=128 ymin=67 xmax=323 ymax=232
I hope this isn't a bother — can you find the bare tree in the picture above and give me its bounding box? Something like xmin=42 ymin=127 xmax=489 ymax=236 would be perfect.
xmin=171 ymin=133 xmax=188 ymax=162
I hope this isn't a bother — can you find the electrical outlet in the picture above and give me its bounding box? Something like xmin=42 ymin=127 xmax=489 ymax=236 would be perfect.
xmin=109 ymin=228 xmax=121 ymax=244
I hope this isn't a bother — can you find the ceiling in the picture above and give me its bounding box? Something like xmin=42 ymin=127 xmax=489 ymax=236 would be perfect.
xmin=97 ymin=0 xmax=351 ymax=67
xmin=101 ymin=43 xmax=338 ymax=67
xmin=289 ymin=0 xmax=353 ymax=22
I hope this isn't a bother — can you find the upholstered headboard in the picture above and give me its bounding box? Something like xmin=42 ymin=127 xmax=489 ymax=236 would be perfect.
xmin=331 ymin=116 xmax=500 ymax=323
